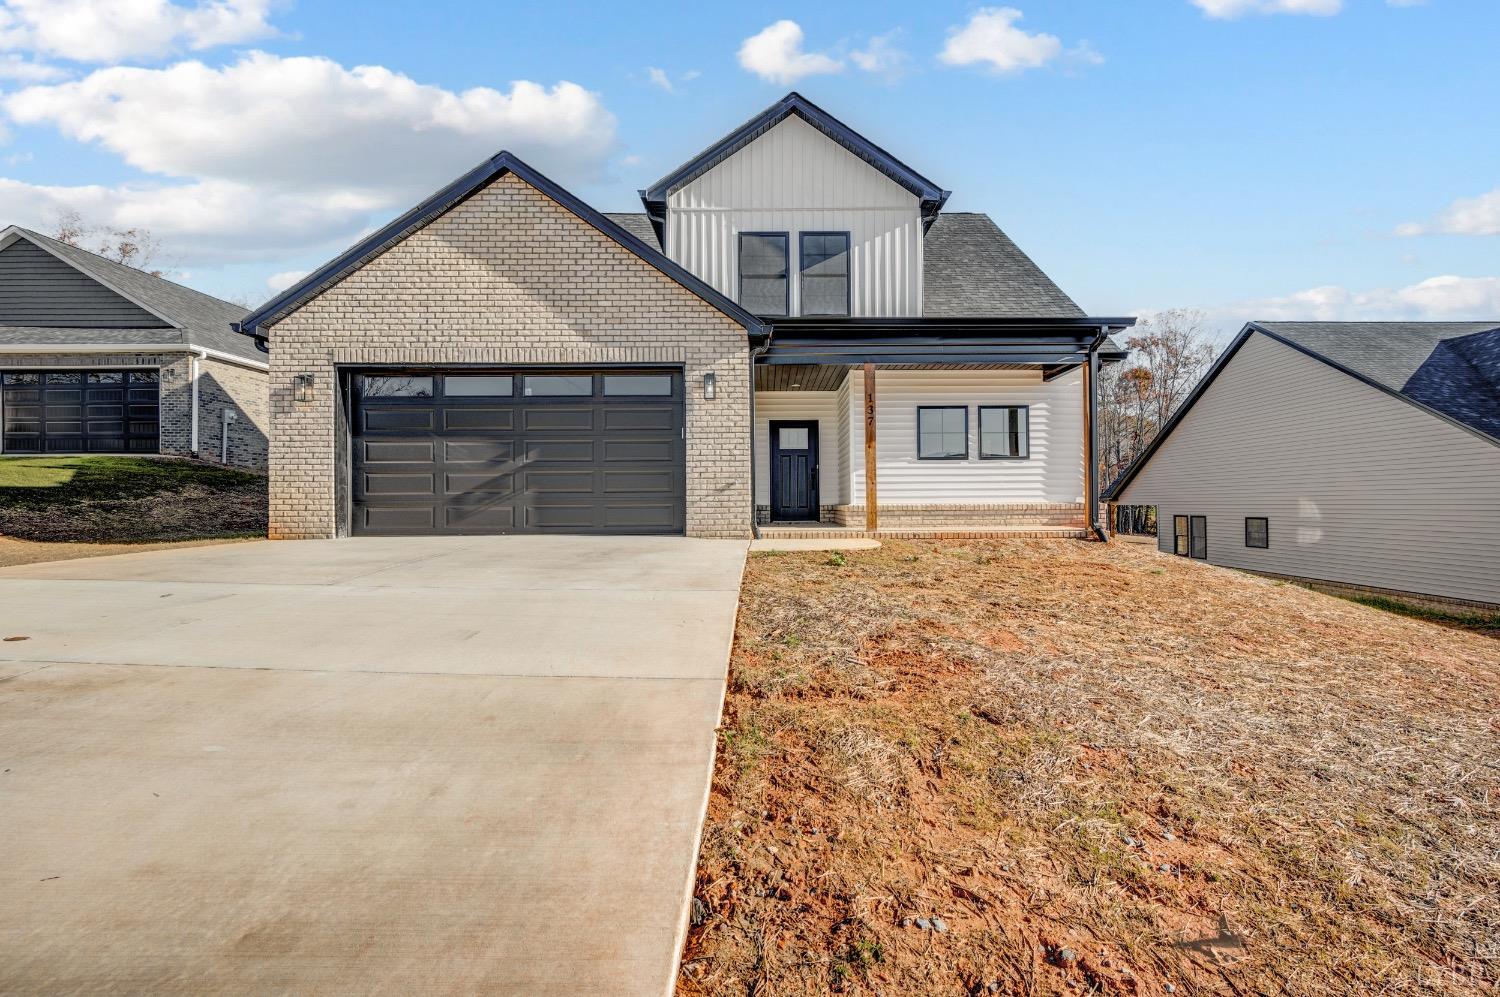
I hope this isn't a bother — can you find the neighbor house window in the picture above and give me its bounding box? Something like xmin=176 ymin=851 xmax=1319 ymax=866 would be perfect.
xmin=1173 ymin=515 xmax=1189 ymax=556
xmin=738 ymin=232 xmax=789 ymax=316
xmin=799 ymin=232 xmax=850 ymax=316
xmin=979 ymin=405 xmax=1029 ymax=459
xmin=1245 ymin=517 xmax=1269 ymax=549
xmin=87 ymin=372 xmax=124 ymax=384
xmin=917 ymin=406 xmax=968 ymax=460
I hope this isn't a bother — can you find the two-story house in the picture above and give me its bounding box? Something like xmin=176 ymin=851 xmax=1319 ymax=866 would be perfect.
xmin=236 ymin=93 xmax=1132 ymax=540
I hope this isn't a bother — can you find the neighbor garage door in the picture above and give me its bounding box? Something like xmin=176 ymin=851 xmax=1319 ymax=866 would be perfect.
xmin=1 ymin=369 xmax=159 ymax=454
xmin=349 ymin=369 xmax=685 ymax=536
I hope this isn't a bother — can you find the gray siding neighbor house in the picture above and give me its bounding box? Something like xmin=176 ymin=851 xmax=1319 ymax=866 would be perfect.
xmin=0 ymin=226 xmax=270 ymax=468
xmin=1106 ymin=321 xmax=1500 ymax=610
xmin=237 ymin=93 xmax=1134 ymax=541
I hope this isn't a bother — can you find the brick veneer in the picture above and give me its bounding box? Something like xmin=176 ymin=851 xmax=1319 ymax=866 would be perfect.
xmin=830 ymin=502 xmax=1086 ymax=528
xmin=263 ymin=172 xmax=752 ymax=539
xmin=197 ymin=357 xmax=270 ymax=469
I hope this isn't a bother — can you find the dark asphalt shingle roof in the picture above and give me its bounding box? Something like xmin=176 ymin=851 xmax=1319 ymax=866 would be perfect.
xmin=1255 ymin=321 xmax=1500 ymax=441
xmin=601 ymin=211 xmax=1084 ymax=319
xmin=4 ymin=228 xmax=258 ymax=361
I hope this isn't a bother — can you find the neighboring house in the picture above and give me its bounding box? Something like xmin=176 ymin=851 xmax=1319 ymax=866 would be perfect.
xmin=1106 ymin=321 xmax=1500 ymax=610
xmin=236 ymin=92 xmax=1132 ymax=539
xmin=0 ymin=227 xmax=269 ymax=468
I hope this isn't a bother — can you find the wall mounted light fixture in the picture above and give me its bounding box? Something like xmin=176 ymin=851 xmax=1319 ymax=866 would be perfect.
xmin=703 ymin=372 xmax=716 ymax=399
xmin=293 ymin=373 xmax=316 ymax=403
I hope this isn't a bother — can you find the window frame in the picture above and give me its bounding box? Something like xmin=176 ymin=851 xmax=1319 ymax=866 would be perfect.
xmin=1245 ymin=516 xmax=1269 ymax=549
xmin=916 ymin=405 xmax=969 ymax=461
xmin=977 ymin=404 xmax=1031 ymax=460
xmin=797 ymin=230 xmax=851 ymax=317
xmin=737 ymin=231 xmax=790 ymax=317
xmin=1173 ymin=515 xmax=1189 ymax=556
xmin=1189 ymin=515 xmax=1208 ymax=560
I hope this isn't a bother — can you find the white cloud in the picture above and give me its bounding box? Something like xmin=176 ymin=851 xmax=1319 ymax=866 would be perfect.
xmin=850 ymin=30 xmax=908 ymax=79
xmin=939 ymin=8 xmax=1064 ymax=75
xmin=1191 ymin=0 xmax=1342 ymax=17
xmin=1397 ymin=186 xmax=1500 ymax=237
xmin=0 ymin=53 xmax=618 ymax=264
xmin=0 ymin=0 xmax=276 ymax=63
xmin=1240 ymin=274 xmax=1500 ymax=321
xmin=0 ymin=52 xmax=62 ymax=80
xmin=645 ymin=66 xmax=673 ymax=93
xmin=737 ymin=20 xmax=842 ymax=85
xmin=5 ymin=53 xmax=617 ymax=191
xmin=266 ymin=268 xmax=307 ymax=292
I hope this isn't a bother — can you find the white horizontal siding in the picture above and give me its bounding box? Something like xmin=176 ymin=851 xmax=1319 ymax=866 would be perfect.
xmin=666 ymin=116 xmax=922 ymax=317
xmin=843 ymin=369 xmax=1084 ymax=504
xmin=755 ymin=391 xmax=845 ymax=505
xmin=1118 ymin=331 xmax=1500 ymax=606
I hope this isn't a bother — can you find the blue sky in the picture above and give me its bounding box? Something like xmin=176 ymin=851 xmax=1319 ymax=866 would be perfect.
xmin=0 ymin=0 xmax=1495 ymax=331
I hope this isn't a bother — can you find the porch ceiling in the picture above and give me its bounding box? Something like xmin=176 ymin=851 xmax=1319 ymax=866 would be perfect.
xmin=755 ymin=363 xmax=1047 ymax=392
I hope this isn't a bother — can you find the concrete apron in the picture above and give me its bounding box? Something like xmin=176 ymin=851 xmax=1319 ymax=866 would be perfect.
xmin=0 ymin=535 xmax=747 ymax=996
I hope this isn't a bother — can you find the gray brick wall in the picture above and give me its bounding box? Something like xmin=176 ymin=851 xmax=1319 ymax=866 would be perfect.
xmin=197 ymin=357 xmax=269 ymax=469
xmin=0 ymin=350 xmax=268 ymax=468
xmin=264 ymin=172 xmax=752 ymax=540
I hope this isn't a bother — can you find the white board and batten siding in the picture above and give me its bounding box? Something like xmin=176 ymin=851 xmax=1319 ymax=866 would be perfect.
xmin=1117 ymin=331 xmax=1500 ymax=606
xmin=844 ymin=369 xmax=1085 ymax=505
xmin=755 ymin=391 xmax=848 ymax=506
xmin=666 ymin=115 xmax=922 ymax=317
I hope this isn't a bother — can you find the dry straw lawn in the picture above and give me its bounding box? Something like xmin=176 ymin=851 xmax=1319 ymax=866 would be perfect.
xmin=678 ymin=539 xmax=1500 ymax=996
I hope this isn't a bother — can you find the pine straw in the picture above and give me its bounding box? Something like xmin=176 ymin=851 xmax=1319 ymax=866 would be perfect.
xmin=679 ymin=540 xmax=1500 ymax=996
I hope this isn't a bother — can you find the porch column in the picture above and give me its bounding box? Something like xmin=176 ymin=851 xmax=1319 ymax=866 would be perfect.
xmin=863 ymin=362 xmax=878 ymax=531
xmin=1082 ymin=336 xmax=1102 ymax=540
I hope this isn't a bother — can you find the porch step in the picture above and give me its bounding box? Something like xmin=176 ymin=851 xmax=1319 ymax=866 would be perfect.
xmin=757 ymin=526 xmax=1091 ymax=540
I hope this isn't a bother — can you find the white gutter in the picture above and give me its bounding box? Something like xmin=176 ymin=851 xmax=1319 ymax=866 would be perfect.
xmin=0 ymin=343 xmax=269 ymax=373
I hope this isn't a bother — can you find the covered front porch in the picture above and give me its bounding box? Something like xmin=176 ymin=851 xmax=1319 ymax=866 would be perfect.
xmin=751 ymin=318 xmax=1132 ymax=540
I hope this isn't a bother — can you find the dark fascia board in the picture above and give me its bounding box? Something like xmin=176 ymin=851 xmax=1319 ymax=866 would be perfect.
xmin=639 ymin=92 xmax=951 ymax=235
xmin=235 ymin=151 xmax=766 ymax=338
xmin=768 ymin=316 xmax=1136 ymax=338
xmin=1103 ymin=321 xmax=1500 ymax=500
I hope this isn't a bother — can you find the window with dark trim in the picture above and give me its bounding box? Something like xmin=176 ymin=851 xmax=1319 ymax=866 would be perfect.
xmin=1173 ymin=515 xmax=1189 ymax=556
xmin=1245 ymin=517 xmax=1269 ymax=549
xmin=799 ymin=231 xmax=850 ymax=316
xmin=917 ymin=406 xmax=968 ymax=460
xmin=738 ymin=232 xmax=789 ymax=316
xmin=1189 ymin=516 xmax=1208 ymax=559
xmin=978 ymin=405 xmax=1029 ymax=459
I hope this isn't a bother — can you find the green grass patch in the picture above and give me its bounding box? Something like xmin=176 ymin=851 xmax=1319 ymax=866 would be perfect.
xmin=0 ymin=456 xmax=265 ymax=543
xmin=1345 ymin=592 xmax=1500 ymax=636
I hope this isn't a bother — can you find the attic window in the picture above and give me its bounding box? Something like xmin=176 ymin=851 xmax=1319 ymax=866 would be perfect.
xmin=738 ymin=232 xmax=788 ymax=317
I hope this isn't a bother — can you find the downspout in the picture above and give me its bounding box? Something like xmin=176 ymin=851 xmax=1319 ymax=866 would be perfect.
xmin=1086 ymin=327 xmax=1108 ymax=543
xmin=189 ymin=348 xmax=206 ymax=458
xmin=748 ymin=331 xmax=773 ymax=540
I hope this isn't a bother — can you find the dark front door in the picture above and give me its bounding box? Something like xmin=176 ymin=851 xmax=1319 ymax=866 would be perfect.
xmin=1 ymin=369 xmax=159 ymax=454
xmin=349 ymin=368 xmax=685 ymax=536
xmin=770 ymin=420 xmax=818 ymax=521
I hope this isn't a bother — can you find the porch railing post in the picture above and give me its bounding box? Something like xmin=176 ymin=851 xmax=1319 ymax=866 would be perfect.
xmin=863 ymin=362 xmax=878 ymax=531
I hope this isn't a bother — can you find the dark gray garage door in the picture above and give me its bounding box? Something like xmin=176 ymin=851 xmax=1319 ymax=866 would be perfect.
xmin=1 ymin=369 xmax=159 ymax=454
xmin=349 ymin=369 xmax=685 ymax=536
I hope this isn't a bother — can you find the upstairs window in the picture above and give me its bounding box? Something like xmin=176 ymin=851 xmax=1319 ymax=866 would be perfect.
xmin=738 ymin=232 xmax=789 ymax=316
xmin=979 ymin=405 xmax=1029 ymax=459
xmin=799 ymin=232 xmax=850 ymax=316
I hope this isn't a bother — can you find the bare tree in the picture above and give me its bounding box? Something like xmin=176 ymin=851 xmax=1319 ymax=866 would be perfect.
xmin=51 ymin=209 xmax=167 ymax=277
xmin=1098 ymin=308 xmax=1218 ymax=487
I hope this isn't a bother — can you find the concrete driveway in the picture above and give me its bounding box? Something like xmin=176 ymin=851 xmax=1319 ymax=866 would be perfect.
xmin=0 ymin=535 xmax=747 ymax=996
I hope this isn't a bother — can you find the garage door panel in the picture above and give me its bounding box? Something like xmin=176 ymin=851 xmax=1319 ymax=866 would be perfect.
xmin=443 ymin=408 xmax=514 ymax=431
xmin=523 ymin=407 xmax=594 ymax=431
xmin=445 ymin=472 xmax=515 ymax=494
xmin=363 ymin=408 xmax=434 ymax=432
xmin=349 ymin=369 xmax=683 ymax=536
xmin=446 ymin=440 xmax=514 ymax=462
xmin=364 ymin=440 xmax=436 ymax=463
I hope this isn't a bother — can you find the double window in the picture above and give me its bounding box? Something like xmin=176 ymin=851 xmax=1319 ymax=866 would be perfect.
xmin=1173 ymin=515 xmax=1208 ymax=559
xmin=737 ymin=231 xmax=851 ymax=317
xmin=916 ymin=404 xmax=1033 ymax=461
